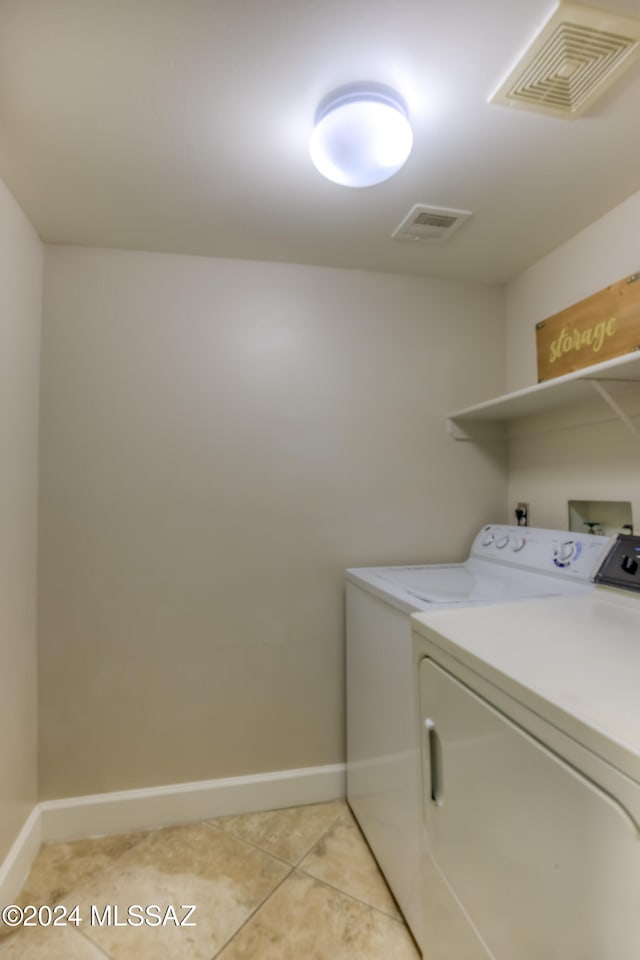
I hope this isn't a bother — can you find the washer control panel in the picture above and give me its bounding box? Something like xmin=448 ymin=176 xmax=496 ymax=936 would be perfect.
xmin=594 ymin=533 xmax=640 ymax=592
xmin=470 ymin=525 xmax=612 ymax=579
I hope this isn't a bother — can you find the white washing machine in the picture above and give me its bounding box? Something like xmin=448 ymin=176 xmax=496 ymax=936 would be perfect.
xmin=411 ymin=533 xmax=640 ymax=959
xmin=345 ymin=525 xmax=611 ymax=947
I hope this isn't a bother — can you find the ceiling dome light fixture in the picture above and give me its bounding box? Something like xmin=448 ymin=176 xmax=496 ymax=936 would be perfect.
xmin=309 ymin=83 xmax=413 ymax=188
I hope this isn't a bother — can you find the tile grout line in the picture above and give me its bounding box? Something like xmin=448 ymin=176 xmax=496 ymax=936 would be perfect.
xmin=292 ymin=805 xmax=415 ymax=927
xmin=204 ymin=801 xmax=348 ymax=871
xmin=285 ymin=802 xmax=351 ymax=870
xmin=201 ymin=819 xmax=297 ymax=869
xmin=75 ymin=923 xmax=115 ymax=960
xmin=295 ymin=866 xmax=408 ymax=925
xmin=209 ymin=862 xmax=296 ymax=960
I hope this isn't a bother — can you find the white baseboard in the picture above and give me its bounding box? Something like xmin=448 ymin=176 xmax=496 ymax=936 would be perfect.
xmin=40 ymin=763 xmax=346 ymax=842
xmin=0 ymin=807 xmax=42 ymax=910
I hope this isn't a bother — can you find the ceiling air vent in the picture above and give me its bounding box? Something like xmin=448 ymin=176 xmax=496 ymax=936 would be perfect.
xmin=392 ymin=204 xmax=472 ymax=243
xmin=490 ymin=1 xmax=640 ymax=119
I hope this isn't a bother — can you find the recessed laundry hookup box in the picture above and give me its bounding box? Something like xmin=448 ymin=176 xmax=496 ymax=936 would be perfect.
xmin=536 ymin=271 xmax=640 ymax=382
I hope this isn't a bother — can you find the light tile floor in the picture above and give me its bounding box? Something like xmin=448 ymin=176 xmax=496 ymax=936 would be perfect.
xmin=0 ymin=800 xmax=420 ymax=959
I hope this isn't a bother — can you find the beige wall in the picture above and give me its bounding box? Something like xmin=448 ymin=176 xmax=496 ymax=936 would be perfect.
xmin=0 ymin=180 xmax=42 ymax=860
xmin=39 ymin=246 xmax=506 ymax=799
xmin=504 ymin=188 xmax=640 ymax=530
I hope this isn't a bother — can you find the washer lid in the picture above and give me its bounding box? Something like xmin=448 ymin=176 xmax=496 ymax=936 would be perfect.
xmin=375 ymin=565 xmax=480 ymax=602
xmin=372 ymin=562 xmax=577 ymax=605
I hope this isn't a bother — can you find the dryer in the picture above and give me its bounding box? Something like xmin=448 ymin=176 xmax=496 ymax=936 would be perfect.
xmin=411 ymin=533 xmax=640 ymax=959
xmin=345 ymin=524 xmax=611 ymax=947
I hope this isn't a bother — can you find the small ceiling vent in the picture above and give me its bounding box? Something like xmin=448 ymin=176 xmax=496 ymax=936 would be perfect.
xmin=490 ymin=1 xmax=640 ymax=119
xmin=392 ymin=204 xmax=472 ymax=243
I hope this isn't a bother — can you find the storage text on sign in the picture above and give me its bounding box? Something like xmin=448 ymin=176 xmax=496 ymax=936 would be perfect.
xmin=536 ymin=272 xmax=640 ymax=382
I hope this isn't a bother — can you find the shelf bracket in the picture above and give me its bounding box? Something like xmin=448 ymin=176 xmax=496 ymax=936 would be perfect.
xmin=588 ymin=380 xmax=640 ymax=444
xmin=447 ymin=419 xmax=506 ymax=442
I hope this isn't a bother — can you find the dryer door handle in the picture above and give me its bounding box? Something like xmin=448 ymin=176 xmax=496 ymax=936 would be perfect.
xmin=424 ymin=717 xmax=444 ymax=806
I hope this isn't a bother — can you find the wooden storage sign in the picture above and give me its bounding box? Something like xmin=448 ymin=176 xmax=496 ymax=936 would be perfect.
xmin=536 ymin=272 xmax=640 ymax=382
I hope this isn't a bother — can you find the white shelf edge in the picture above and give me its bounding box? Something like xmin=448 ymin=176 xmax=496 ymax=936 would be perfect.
xmin=448 ymin=351 xmax=640 ymax=424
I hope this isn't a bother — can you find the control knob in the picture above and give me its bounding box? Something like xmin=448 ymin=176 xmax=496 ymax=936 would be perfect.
xmin=482 ymin=533 xmax=495 ymax=547
xmin=557 ymin=541 xmax=575 ymax=562
xmin=553 ymin=540 xmax=580 ymax=568
xmin=495 ymin=536 xmax=509 ymax=549
xmin=621 ymin=554 xmax=639 ymax=576
xmin=511 ymin=538 xmax=526 ymax=552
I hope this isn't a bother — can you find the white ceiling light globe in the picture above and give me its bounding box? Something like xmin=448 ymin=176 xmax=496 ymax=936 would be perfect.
xmin=310 ymin=85 xmax=413 ymax=188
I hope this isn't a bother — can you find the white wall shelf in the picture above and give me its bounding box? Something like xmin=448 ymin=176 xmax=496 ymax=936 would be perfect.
xmin=448 ymin=351 xmax=640 ymax=442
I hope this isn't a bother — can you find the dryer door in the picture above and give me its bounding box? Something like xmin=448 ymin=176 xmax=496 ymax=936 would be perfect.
xmin=419 ymin=657 xmax=640 ymax=960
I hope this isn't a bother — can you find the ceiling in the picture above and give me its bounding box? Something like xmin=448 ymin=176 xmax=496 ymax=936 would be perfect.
xmin=1 ymin=0 xmax=640 ymax=285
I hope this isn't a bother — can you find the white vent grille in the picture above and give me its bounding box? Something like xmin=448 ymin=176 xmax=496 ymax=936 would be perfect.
xmin=392 ymin=205 xmax=472 ymax=243
xmin=490 ymin=1 xmax=640 ymax=118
